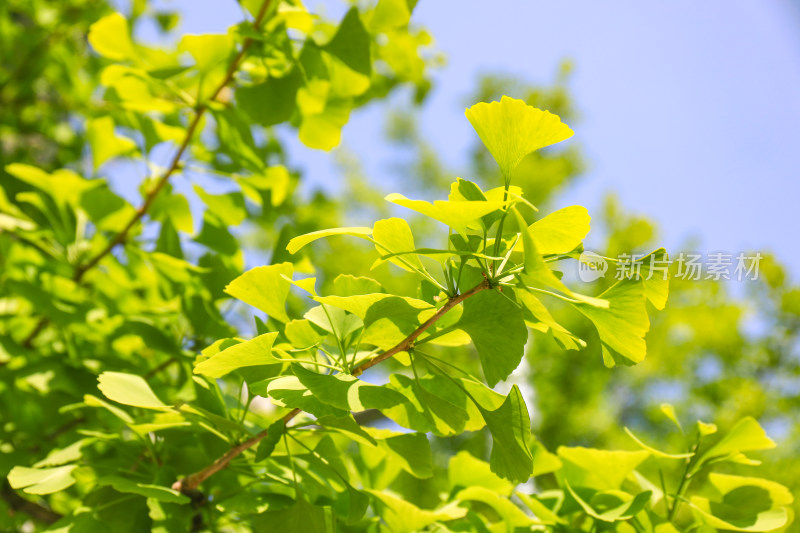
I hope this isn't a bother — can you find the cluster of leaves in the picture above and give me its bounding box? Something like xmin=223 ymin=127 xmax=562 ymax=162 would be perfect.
xmin=0 ymin=1 xmax=794 ymax=532
xmin=380 ymin=69 xmax=800 ymax=523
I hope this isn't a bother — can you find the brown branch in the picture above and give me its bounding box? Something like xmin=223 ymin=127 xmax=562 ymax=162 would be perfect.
xmin=20 ymin=0 xmax=275 ymax=348
xmin=172 ymin=277 xmax=492 ymax=493
xmin=1 ymin=480 xmax=62 ymax=525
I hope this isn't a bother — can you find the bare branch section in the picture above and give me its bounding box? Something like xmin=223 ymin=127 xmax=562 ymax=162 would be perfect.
xmin=172 ymin=277 xmax=492 ymax=492
xmin=21 ymin=0 xmax=274 ymax=348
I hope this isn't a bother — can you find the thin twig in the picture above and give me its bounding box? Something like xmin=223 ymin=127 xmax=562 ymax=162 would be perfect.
xmin=171 ymin=277 xmax=491 ymax=492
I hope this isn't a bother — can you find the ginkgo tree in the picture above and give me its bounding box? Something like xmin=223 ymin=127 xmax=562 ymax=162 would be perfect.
xmin=1 ymin=1 xmax=793 ymax=532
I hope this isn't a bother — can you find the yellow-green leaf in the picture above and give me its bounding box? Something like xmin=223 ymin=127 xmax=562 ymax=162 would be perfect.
xmin=87 ymin=116 xmax=138 ymax=170
xmin=97 ymin=371 xmax=169 ymax=410
xmin=286 ymin=227 xmax=372 ymax=254
xmin=8 ymin=465 xmax=77 ymax=495
xmin=385 ymin=193 xmax=507 ymax=232
xmin=88 ymin=13 xmax=136 ymax=61
xmin=178 ymin=34 xmax=234 ymax=72
xmin=225 ymin=263 xmax=293 ymax=322
xmin=529 ymin=205 xmax=590 ymax=255
xmin=465 ymin=96 xmax=574 ymax=179
xmin=194 ymin=333 xmax=282 ymax=378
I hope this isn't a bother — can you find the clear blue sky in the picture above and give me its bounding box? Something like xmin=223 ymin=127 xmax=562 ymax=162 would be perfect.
xmin=137 ymin=0 xmax=800 ymax=277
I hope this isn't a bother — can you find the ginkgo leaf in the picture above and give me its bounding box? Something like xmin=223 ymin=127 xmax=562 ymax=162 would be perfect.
xmin=457 ymin=486 xmax=536 ymax=527
xmin=564 ymin=482 xmax=651 ymax=523
xmin=366 ymin=490 xmax=465 ymax=533
xmin=178 ymin=34 xmax=233 ymax=72
xmin=87 ymin=117 xmax=138 ymax=170
xmin=194 ymin=332 xmax=283 ymax=378
xmin=688 ymin=499 xmax=788 ymax=532
xmin=516 ymin=288 xmax=586 ymax=350
xmin=97 ymin=476 xmax=190 ymax=503
xmin=365 ymin=428 xmax=433 ymax=479
xmin=97 ymin=371 xmax=169 ymax=410
xmin=465 ymin=96 xmax=574 ymax=179
xmin=557 ymin=447 xmax=650 ymax=491
xmin=252 ymin=496 xmax=329 ymax=533
xmin=324 ymin=8 xmax=371 ymax=76
xmin=286 ymin=227 xmax=373 ymax=254
xmin=381 ymin=373 xmax=477 ymax=437
xmin=514 ymin=208 xmax=579 ymax=298
xmin=34 ymin=439 xmax=91 ymax=468
xmin=225 ymin=263 xmax=293 ymax=322
xmin=299 ymin=99 xmax=352 ymax=150
xmin=474 ymin=384 xmax=533 ymax=483
xmin=385 ymin=193 xmax=508 ymax=232
xmin=456 ymin=287 xmax=528 ymax=387
xmin=637 ymin=248 xmax=670 ymax=310
xmin=688 ymin=474 xmax=792 ymax=532
xmin=267 ymin=375 xmax=348 ymax=418
xmin=449 ymin=451 xmax=513 ymax=495
xmin=700 ymin=417 xmax=776 ymax=463
xmin=372 ymin=218 xmax=425 ymax=272
xmin=366 ymin=0 xmax=412 ymax=32
xmin=517 ymin=492 xmax=565 ymax=525
xmin=572 ymin=279 xmax=650 ymax=367
xmin=88 ymin=13 xmax=136 ymax=61
xmin=292 ymin=364 xmax=406 ymax=412
xmin=8 ymin=465 xmax=77 ymax=495
xmin=332 ymin=274 xmax=383 ymax=296
xmin=528 ymin=205 xmax=591 ymax=255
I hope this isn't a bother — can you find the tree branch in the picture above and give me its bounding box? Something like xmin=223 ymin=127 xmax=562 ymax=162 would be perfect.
xmin=1 ymin=480 xmax=62 ymax=525
xmin=172 ymin=277 xmax=492 ymax=492
xmin=21 ymin=0 xmax=274 ymax=348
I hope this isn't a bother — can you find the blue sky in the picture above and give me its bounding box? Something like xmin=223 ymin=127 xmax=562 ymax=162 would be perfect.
xmin=137 ymin=0 xmax=800 ymax=277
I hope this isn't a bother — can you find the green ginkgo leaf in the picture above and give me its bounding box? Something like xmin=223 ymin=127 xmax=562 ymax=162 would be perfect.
xmin=528 ymin=205 xmax=591 ymax=255
xmin=456 ymin=285 xmax=528 ymax=387
xmin=225 ymin=263 xmax=293 ymax=322
xmin=449 ymin=451 xmax=514 ymax=495
xmin=572 ymin=279 xmax=650 ymax=367
xmin=194 ymin=332 xmax=283 ymax=378
xmin=557 ymin=447 xmax=650 ymax=491
xmin=97 ymin=371 xmax=169 ymax=410
xmin=324 ymin=8 xmax=372 ymax=76
xmin=465 ymin=96 xmax=574 ymax=180
xmin=178 ymin=34 xmax=233 ymax=72
xmin=457 ymin=486 xmax=536 ymax=527
xmin=385 ymin=193 xmax=508 ymax=233
xmin=366 ymin=490 xmax=465 ymax=533
xmin=373 ymin=218 xmax=425 ymax=272
xmin=475 ymin=384 xmax=533 ymax=483
xmin=97 ymin=476 xmax=190 ymax=504
xmin=688 ymin=473 xmax=792 ymax=532
xmin=298 ymin=100 xmax=352 ymax=150
xmin=87 ymin=116 xmax=138 ymax=170
xmin=88 ymin=13 xmax=136 ymax=61
xmin=8 ymin=465 xmax=77 ymax=495
xmin=564 ymin=482 xmax=652 ymax=523
xmin=700 ymin=417 xmax=776 ymax=463
xmin=286 ymin=227 xmax=373 ymax=254
xmin=365 ymin=428 xmax=434 ymax=479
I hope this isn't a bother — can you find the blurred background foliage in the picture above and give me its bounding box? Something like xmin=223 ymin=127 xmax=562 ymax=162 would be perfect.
xmin=1 ymin=0 xmax=798 ymax=530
